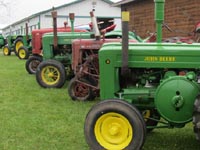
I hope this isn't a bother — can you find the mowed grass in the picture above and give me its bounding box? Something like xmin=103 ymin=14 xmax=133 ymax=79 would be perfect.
xmin=0 ymin=52 xmax=95 ymax=150
xmin=0 ymin=52 xmax=199 ymax=150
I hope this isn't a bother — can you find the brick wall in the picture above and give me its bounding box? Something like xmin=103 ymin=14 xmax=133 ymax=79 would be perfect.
xmin=122 ymin=0 xmax=200 ymax=39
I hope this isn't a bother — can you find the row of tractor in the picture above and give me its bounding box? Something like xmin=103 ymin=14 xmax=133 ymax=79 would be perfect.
xmin=0 ymin=23 xmax=32 ymax=59
xmin=1 ymin=0 xmax=200 ymax=149
xmin=32 ymin=13 xmax=200 ymax=102
xmin=0 ymin=9 xmax=140 ymax=100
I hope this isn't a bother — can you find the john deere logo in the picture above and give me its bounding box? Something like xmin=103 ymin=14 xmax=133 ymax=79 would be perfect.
xmin=144 ymin=56 xmax=176 ymax=62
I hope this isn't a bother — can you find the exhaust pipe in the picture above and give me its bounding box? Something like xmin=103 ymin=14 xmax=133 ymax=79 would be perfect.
xmin=25 ymin=23 xmax=29 ymax=41
xmin=90 ymin=11 xmax=100 ymax=40
xmin=51 ymin=10 xmax=58 ymax=50
xmin=154 ymin=0 xmax=165 ymax=43
xmin=121 ymin=10 xmax=130 ymax=76
xmin=69 ymin=13 xmax=75 ymax=32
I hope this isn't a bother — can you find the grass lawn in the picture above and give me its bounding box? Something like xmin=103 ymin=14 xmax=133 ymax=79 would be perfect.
xmin=0 ymin=52 xmax=199 ymax=150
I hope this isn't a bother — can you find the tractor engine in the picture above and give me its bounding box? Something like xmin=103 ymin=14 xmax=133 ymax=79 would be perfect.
xmin=119 ymin=68 xmax=200 ymax=126
xmin=120 ymin=68 xmax=163 ymax=88
xmin=53 ymin=44 xmax=72 ymax=56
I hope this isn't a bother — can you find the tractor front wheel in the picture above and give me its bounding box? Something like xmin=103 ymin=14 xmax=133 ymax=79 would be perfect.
xmin=18 ymin=46 xmax=29 ymax=59
xmin=25 ymin=55 xmax=42 ymax=74
xmin=3 ymin=45 xmax=11 ymax=56
xmin=84 ymin=99 xmax=146 ymax=150
xmin=68 ymin=77 xmax=95 ymax=101
xmin=36 ymin=59 xmax=66 ymax=88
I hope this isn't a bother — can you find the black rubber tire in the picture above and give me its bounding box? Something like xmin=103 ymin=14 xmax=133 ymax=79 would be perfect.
xmin=17 ymin=46 xmax=29 ymax=59
xmin=25 ymin=55 xmax=42 ymax=74
xmin=36 ymin=59 xmax=66 ymax=88
xmin=68 ymin=77 xmax=95 ymax=101
xmin=3 ymin=45 xmax=11 ymax=56
xmin=193 ymin=95 xmax=200 ymax=140
xmin=84 ymin=99 xmax=146 ymax=150
xmin=14 ymin=38 xmax=23 ymax=54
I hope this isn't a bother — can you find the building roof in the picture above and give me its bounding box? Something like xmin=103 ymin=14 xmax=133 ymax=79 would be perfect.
xmin=2 ymin=0 xmax=114 ymax=29
xmin=47 ymin=0 xmax=114 ymax=12
xmin=112 ymin=0 xmax=138 ymax=6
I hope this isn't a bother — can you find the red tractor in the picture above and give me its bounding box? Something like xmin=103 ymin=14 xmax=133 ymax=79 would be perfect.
xmin=67 ymin=12 xmax=138 ymax=101
xmin=68 ymin=38 xmax=138 ymax=101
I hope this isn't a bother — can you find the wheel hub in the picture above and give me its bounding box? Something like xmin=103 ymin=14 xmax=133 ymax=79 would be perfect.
xmin=109 ymin=123 xmax=120 ymax=136
xmin=95 ymin=112 xmax=133 ymax=149
xmin=19 ymin=50 xmax=25 ymax=58
xmin=48 ymin=72 xmax=54 ymax=78
xmin=41 ymin=66 xmax=60 ymax=85
xmin=30 ymin=60 xmax=40 ymax=71
xmin=3 ymin=47 xmax=9 ymax=55
xmin=74 ymin=83 xmax=89 ymax=97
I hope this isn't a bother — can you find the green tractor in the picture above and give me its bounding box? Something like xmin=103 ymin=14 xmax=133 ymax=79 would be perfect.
xmin=84 ymin=0 xmax=200 ymax=150
xmin=2 ymin=23 xmax=32 ymax=59
xmin=35 ymin=12 xmax=93 ymax=88
xmin=2 ymin=35 xmax=17 ymax=56
xmin=0 ymin=34 xmax=6 ymax=49
xmin=36 ymin=32 xmax=93 ymax=88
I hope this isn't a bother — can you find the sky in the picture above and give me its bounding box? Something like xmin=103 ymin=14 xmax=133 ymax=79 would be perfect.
xmin=0 ymin=0 xmax=121 ymax=29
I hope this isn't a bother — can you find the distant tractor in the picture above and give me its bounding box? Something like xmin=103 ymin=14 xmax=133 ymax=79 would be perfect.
xmin=2 ymin=23 xmax=32 ymax=59
xmin=2 ymin=35 xmax=17 ymax=56
xmin=25 ymin=11 xmax=88 ymax=74
xmin=84 ymin=0 xmax=200 ymax=150
xmin=0 ymin=34 xmax=6 ymax=49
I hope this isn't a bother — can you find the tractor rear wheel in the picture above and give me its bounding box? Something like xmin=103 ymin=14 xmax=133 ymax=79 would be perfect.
xmin=3 ymin=45 xmax=11 ymax=56
xmin=84 ymin=99 xmax=146 ymax=150
xmin=193 ymin=95 xmax=200 ymax=140
xmin=36 ymin=59 xmax=66 ymax=88
xmin=14 ymin=38 xmax=23 ymax=54
xmin=18 ymin=46 xmax=29 ymax=59
xmin=68 ymin=77 xmax=95 ymax=101
xmin=25 ymin=55 xmax=42 ymax=74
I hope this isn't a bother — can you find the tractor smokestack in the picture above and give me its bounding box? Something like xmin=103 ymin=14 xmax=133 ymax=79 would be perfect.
xmin=64 ymin=21 xmax=68 ymax=28
xmin=25 ymin=23 xmax=29 ymax=41
xmin=51 ymin=10 xmax=58 ymax=50
xmin=154 ymin=0 xmax=165 ymax=43
xmin=90 ymin=11 xmax=100 ymax=40
xmin=69 ymin=13 xmax=75 ymax=32
xmin=121 ymin=10 xmax=130 ymax=76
